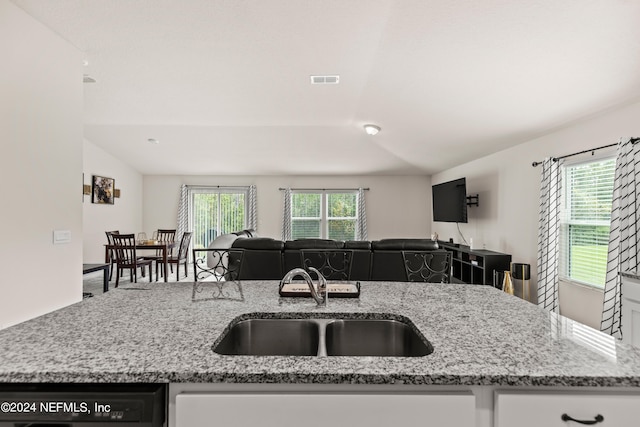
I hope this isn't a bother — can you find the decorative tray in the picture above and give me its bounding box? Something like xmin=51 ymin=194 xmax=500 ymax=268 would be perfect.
xmin=278 ymin=280 xmax=361 ymax=298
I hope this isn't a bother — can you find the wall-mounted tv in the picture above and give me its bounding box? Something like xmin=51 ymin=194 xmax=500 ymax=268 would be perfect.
xmin=432 ymin=177 xmax=468 ymax=223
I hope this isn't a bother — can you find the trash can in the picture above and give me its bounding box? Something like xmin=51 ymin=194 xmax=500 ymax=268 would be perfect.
xmin=511 ymin=263 xmax=534 ymax=303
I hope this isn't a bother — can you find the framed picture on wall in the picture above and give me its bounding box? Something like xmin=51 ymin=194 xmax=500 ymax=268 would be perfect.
xmin=92 ymin=175 xmax=115 ymax=205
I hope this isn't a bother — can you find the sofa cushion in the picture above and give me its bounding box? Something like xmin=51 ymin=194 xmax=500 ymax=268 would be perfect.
xmin=372 ymin=239 xmax=439 ymax=251
xmin=284 ymin=239 xmax=345 ymax=249
xmin=230 ymin=238 xmax=284 ymax=280
xmin=232 ymin=237 xmax=284 ymax=251
xmin=344 ymin=240 xmax=371 ymax=250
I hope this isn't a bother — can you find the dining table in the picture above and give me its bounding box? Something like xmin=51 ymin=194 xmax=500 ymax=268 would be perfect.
xmin=105 ymin=241 xmax=175 ymax=283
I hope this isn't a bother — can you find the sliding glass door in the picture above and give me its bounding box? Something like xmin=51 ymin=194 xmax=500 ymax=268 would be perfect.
xmin=191 ymin=188 xmax=247 ymax=249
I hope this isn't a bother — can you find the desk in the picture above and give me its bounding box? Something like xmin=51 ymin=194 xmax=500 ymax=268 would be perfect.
xmin=83 ymin=263 xmax=109 ymax=292
xmin=105 ymin=242 xmax=173 ymax=283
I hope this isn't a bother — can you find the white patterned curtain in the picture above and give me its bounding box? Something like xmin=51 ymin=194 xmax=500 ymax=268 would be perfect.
xmin=247 ymin=184 xmax=257 ymax=231
xmin=537 ymin=157 xmax=563 ymax=313
xmin=356 ymin=187 xmax=368 ymax=240
xmin=601 ymin=138 xmax=640 ymax=338
xmin=282 ymin=188 xmax=292 ymax=241
xmin=176 ymin=184 xmax=189 ymax=242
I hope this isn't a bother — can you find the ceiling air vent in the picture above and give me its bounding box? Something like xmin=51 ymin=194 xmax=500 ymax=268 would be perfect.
xmin=83 ymin=74 xmax=96 ymax=83
xmin=310 ymin=75 xmax=339 ymax=85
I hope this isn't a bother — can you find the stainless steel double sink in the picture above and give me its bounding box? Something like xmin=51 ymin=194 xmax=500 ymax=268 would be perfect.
xmin=213 ymin=316 xmax=433 ymax=357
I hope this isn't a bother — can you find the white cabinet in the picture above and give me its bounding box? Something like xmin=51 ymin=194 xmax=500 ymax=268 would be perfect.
xmin=622 ymin=274 xmax=640 ymax=348
xmin=495 ymin=391 xmax=640 ymax=427
xmin=175 ymin=392 xmax=475 ymax=427
xmin=169 ymin=385 xmax=640 ymax=427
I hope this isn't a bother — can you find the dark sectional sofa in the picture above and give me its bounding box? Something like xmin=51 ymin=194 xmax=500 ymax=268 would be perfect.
xmin=226 ymin=236 xmax=450 ymax=282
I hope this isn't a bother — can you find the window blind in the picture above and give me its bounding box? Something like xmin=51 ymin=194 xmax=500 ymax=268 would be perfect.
xmin=290 ymin=191 xmax=358 ymax=240
xmin=559 ymin=158 xmax=616 ymax=287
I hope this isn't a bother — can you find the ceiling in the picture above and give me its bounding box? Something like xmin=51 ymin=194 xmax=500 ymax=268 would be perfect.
xmin=10 ymin=0 xmax=640 ymax=176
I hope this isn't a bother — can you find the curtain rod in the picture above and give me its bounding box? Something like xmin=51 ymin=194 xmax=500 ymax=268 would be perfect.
xmin=184 ymin=185 xmax=251 ymax=188
xmin=531 ymin=137 xmax=640 ymax=167
xmin=279 ymin=187 xmax=370 ymax=191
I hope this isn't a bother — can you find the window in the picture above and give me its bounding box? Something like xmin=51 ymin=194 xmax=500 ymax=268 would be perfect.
xmin=190 ymin=187 xmax=248 ymax=249
xmin=559 ymin=158 xmax=616 ymax=287
xmin=291 ymin=191 xmax=358 ymax=240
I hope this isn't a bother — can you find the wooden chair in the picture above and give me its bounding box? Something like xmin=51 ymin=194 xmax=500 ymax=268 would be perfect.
xmin=111 ymin=233 xmax=154 ymax=287
xmin=105 ymin=230 xmax=119 ymax=281
xmin=157 ymin=232 xmax=192 ymax=281
xmin=143 ymin=228 xmax=177 ymax=266
xmin=156 ymin=229 xmax=176 ymax=242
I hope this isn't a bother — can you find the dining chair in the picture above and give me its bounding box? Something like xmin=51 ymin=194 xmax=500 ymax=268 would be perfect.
xmin=111 ymin=233 xmax=154 ymax=287
xmin=402 ymin=250 xmax=452 ymax=283
xmin=157 ymin=232 xmax=192 ymax=281
xmin=143 ymin=228 xmax=177 ymax=267
xmin=105 ymin=230 xmax=120 ymax=281
xmin=156 ymin=229 xmax=176 ymax=246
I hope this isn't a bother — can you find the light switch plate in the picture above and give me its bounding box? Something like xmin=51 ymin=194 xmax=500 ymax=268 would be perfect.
xmin=53 ymin=230 xmax=71 ymax=244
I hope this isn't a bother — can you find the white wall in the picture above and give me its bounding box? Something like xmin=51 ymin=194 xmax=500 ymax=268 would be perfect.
xmin=431 ymin=100 xmax=640 ymax=329
xmin=143 ymin=175 xmax=431 ymax=240
xmin=82 ymin=139 xmax=144 ymax=263
xmin=0 ymin=1 xmax=83 ymax=328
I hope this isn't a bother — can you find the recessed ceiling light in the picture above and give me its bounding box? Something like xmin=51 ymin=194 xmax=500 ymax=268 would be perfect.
xmin=148 ymin=138 xmax=159 ymax=144
xmin=310 ymin=75 xmax=340 ymax=84
xmin=364 ymin=124 xmax=381 ymax=135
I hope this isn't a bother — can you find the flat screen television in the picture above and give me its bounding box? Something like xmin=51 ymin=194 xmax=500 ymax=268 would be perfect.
xmin=432 ymin=177 xmax=468 ymax=223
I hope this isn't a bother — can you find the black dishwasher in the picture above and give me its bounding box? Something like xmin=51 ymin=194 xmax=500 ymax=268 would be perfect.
xmin=0 ymin=383 xmax=165 ymax=426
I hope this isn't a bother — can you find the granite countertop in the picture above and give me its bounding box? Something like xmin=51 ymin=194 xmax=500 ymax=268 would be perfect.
xmin=1 ymin=281 xmax=640 ymax=387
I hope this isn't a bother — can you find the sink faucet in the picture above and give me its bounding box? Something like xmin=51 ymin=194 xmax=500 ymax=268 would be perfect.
xmin=281 ymin=267 xmax=327 ymax=306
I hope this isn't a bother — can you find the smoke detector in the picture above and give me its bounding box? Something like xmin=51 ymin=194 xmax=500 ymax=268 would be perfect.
xmin=310 ymin=75 xmax=339 ymax=84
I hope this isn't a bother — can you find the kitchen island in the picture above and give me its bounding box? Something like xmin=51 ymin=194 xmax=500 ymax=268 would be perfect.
xmin=1 ymin=281 xmax=640 ymax=426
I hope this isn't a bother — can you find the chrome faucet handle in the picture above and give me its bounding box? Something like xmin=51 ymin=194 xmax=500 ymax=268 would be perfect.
xmin=281 ymin=267 xmax=327 ymax=306
xmin=281 ymin=268 xmax=312 ymax=286
xmin=307 ymin=267 xmax=327 ymax=305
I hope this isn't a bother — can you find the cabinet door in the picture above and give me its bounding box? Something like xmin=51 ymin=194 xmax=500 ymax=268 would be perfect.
xmin=622 ymin=298 xmax=640 ymax=347
xmin=622 ymin=277 xmax=640 ymax=348
xmin=495 ymin=391 xmax=640 ymax=427
xmin=175 ymin=392 xmax=475 ymax=427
